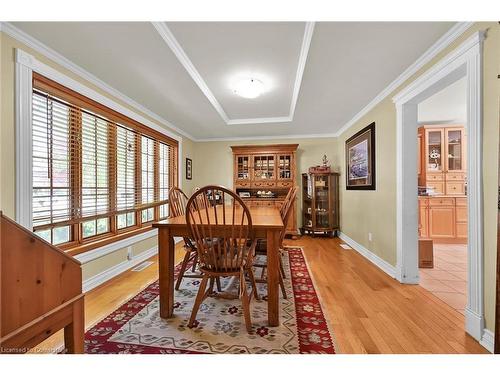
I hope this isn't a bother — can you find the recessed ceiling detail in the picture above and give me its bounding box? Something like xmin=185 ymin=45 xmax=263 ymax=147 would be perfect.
xmin=152 ymin=22 xmax=315 ymax=125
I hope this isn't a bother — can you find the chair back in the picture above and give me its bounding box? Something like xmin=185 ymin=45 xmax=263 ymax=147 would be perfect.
xmin=186 ymin=185 xmax=254 ymax=272
xmin=169 ymin=187 xmax=193 ymax=247
xmin=279 ymin=186 xmax=298 ymax=246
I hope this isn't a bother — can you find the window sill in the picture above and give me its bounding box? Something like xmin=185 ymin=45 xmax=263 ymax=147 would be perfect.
xmin=67 ymin=226 xmax=157 ymax=260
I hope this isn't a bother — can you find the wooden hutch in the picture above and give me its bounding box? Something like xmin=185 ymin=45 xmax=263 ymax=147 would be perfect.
xmin=231 ymin=144 xmax=298 ymax=236
xmin=418 ymin=125 xmax=467 ymax=243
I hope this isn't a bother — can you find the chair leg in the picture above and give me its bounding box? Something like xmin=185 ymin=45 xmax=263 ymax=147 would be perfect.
xmin=188 ymin=274 xmax=209 ymax=328
xmin=279 ymin=254 xmax=286 ymax=280
xmin=175 ymin=250 xmax=192 ymax=290
xmin=191 ymin=254 xmax=198 ymax=272
xmin=279 ymin=267 xmax=287 ymax=299
xmin=247 ymin=268 xmax=260 ymax=300
xmin=240 ymin=271 xmax=253 ymax=333
xmin=215 ymin=277 xmax=222 ymax=292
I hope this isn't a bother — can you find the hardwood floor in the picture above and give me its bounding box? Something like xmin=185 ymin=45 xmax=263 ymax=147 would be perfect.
xmin=33 ymin=237 xmax=487 ymax=354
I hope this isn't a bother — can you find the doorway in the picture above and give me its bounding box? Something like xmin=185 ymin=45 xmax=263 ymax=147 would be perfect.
xmin=416 ymin=78 xmax=468 ymax=315
xmin=393 ymin=31 xmax=484 ymax=341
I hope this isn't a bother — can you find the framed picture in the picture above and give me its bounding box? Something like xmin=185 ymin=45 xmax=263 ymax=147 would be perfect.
xmin=186 ymin=158 xmax=192 ymax=180
xmin=345 ymin=122 xmax=375 ymax=190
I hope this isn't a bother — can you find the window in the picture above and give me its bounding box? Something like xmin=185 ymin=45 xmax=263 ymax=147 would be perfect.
xmin=31 ymin=73 xmax=178 ymax=251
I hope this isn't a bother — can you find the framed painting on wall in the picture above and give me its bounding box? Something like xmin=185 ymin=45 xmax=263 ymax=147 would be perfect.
xmin=186 ymin=158 xmax=192 ymax=180
xmin=345 ymin=122 xmax=375 ymax=190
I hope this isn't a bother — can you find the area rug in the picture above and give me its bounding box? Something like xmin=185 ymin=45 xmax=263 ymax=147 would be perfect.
xmin=84 ymin=247 xmax=336 ymax=354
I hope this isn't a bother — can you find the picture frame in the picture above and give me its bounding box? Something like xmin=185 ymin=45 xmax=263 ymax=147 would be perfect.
xmin=345 ymin=122 xmax=375 ymax=190
xmin=186 ymin=158 xmax=192 ymax=180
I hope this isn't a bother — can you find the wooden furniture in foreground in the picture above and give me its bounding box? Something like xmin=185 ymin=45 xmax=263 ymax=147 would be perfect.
xmin=255 ymin=186 xmax=299 ymax=299
xmin=153 ymin=205 xmax=284 ymax=327
xmin=231 ymin=144 xmax=298 ymax=236
xmin=418 ymin=196 xmax=467 ymax=243
xmin=418 ymin=125 xmax=467 ymax=195
xmin=301 ymin=172 xmax=340 ymax=237
xmin=185 ymin=186 xmax=259 ymax=333
xmin=0 ymin=212 xmax=84 ymax=354
xmin=418 ymin=238 xmax=434 ymax=268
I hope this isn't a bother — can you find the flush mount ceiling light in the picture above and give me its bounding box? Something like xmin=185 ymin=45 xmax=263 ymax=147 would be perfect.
xmin=232 ymin=78 xmax=266 ymax=99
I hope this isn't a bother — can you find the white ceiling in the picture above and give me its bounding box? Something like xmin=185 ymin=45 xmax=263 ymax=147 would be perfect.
xmin=418 ymin=77 xmax=467 ymax=124
xmin=11 ymin=21 xmax=455 ymax=140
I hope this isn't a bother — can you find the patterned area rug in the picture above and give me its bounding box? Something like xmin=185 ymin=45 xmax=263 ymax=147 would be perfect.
xmin=84 ymin=247 xmax=336 ymax=354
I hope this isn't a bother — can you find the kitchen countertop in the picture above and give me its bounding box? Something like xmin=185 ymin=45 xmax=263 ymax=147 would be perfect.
xmin=418 ymin=194 xmax=467 ymax=198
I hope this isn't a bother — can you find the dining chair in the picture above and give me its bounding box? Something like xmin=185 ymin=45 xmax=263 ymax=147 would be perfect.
xmin=254 ymin=186 xmax=298 ymax=299
xmin=185 ymin=185 xmax=259 ymax=333
xmin=169 ymin=187 xmax=202 ymax=291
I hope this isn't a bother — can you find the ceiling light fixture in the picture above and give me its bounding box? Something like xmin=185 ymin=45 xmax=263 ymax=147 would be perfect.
xmin=233 ymin=78 xmax=266 ymax=99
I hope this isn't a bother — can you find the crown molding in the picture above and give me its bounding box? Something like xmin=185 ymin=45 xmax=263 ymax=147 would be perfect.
xmin=152 ymin=21 xmax=315 ymax=126
xmin=335 ymin=21 xmax=474 ymax=137
xmin=195 ymin=132 xmax=338 ymax=143
xmin=0 ymin=22 xmax=196 ymax=142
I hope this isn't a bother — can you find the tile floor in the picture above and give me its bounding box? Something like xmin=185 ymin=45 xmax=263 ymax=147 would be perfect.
xmin=419 ymin=243 xmax=467 ymax=315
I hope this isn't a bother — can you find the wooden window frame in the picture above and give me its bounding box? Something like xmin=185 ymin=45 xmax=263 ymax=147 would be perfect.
xmin=32 ymin=73 xmax=178 ymax=256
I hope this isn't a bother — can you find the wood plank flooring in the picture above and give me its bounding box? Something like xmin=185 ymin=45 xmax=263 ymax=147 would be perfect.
xmin=33 ymin=237 xmax=487 ymax=354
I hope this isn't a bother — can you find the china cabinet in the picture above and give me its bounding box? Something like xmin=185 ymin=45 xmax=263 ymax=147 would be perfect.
xmin=231 ymin=144 xmax=298 ymax=236
xmin=418 ymin=125 xmax=467 ymax=195
xmin=301 ymin=172 xmax=339 ymax=237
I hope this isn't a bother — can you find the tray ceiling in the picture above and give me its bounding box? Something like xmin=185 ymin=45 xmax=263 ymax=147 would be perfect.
xmin=10 ymin=21 xmax=455 ymax=140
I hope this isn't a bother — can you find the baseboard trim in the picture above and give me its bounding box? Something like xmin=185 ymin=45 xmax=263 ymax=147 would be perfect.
xmin=82 ymin=246 xmax=158 ymax=293
xmin=479 ymin=329 xmax=494 ymax=353
xmin=465 ymin=307 xmax=485 ymax=342
xmin=338 ymin=232 xmax=397 ymax=278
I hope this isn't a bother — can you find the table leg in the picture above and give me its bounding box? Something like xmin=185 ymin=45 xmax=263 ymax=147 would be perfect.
xmin=159 ymin=227 xmax=175 ymax=318
xmin=266 ymin=229 xmax=280 ymax=326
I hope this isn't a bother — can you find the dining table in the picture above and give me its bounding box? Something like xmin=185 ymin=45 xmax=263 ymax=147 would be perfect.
xmin=152 ymin=205 xmax=285 ymax=327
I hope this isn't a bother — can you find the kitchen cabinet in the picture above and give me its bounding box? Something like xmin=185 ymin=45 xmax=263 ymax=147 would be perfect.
xmin=418 ymin=125 xmax=466 ymax=195
xmin=418 ymin=196 xmax=467 ymax=243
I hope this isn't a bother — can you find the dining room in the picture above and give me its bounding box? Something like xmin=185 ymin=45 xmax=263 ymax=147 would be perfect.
xmin=1 ymin=3 xmax=500 ymax=373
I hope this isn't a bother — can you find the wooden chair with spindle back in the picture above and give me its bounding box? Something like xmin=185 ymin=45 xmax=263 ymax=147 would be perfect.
xmin=255 ymin=185 xmax=299 ymax=299
xmin=169 ymin=187 xmax=203 ymax=290
xmin=185 ymin=185 xmax=259 ymax=333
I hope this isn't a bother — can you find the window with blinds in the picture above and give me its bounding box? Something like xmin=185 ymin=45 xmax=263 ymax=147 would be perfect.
xmin=31 ymin=73 xmax=178 ymax=251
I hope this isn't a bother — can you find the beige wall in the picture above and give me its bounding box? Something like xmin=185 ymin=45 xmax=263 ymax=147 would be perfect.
xmin=336 ymin=22 xmax=500 ymax=331
xmin=193 ymin=137 xmax=338 ymax=227
xmin=0 ymin=32 xmax=192 ymax=280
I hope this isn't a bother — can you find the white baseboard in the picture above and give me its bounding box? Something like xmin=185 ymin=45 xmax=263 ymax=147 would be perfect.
xmin=338 ymin=232 xmax=397 ymax=278
xmin=82 ymin=246 xmax=158 ymax=293
xmin=465 ymin=307 xmax=485 ymax=342
xmin=479 ymin=329 xmax=494 ymax=353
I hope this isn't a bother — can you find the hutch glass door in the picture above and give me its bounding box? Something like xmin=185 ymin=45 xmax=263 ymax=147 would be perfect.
xmin=427 ymin=129 xmax=443 ymax=172
xmin=446 ymin=129 xmax=463 ymax=171
xmin=278 ymin=154 xmax=292 ymax=180
xmin=236 ymin=155 xmax=250 ymax=181
xmin=253 ymin=155 xmax=275 ymax=180
xmin=314 ymin=175 xmax=330 ymax=228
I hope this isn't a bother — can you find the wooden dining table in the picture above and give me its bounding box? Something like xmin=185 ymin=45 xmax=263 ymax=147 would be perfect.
xmin=152 ymin=205 xmax=284 ymax=326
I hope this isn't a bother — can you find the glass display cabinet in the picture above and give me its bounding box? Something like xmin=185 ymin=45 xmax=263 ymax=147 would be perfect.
xmin=301 ymin=172 xmax=339 ymax=237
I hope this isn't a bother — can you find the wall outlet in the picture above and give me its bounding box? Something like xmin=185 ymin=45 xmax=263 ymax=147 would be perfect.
xmin=368 ymin=232 xmax=373 ymax=242
xmin=127 ymin=247 xmax=133 ymax=261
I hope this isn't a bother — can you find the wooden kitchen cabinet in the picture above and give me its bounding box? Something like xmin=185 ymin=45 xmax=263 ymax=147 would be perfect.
xmin=418 ymin=196 xmax=467 ymax=243
xmin=419 ymin=125 xmax=466 ymax=195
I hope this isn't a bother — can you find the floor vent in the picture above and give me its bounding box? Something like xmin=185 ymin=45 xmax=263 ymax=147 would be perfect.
xmin=339 ymin=243 xmax=352 ymax=250
xmin=131 ymin=261 xmax=154 ymax=272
